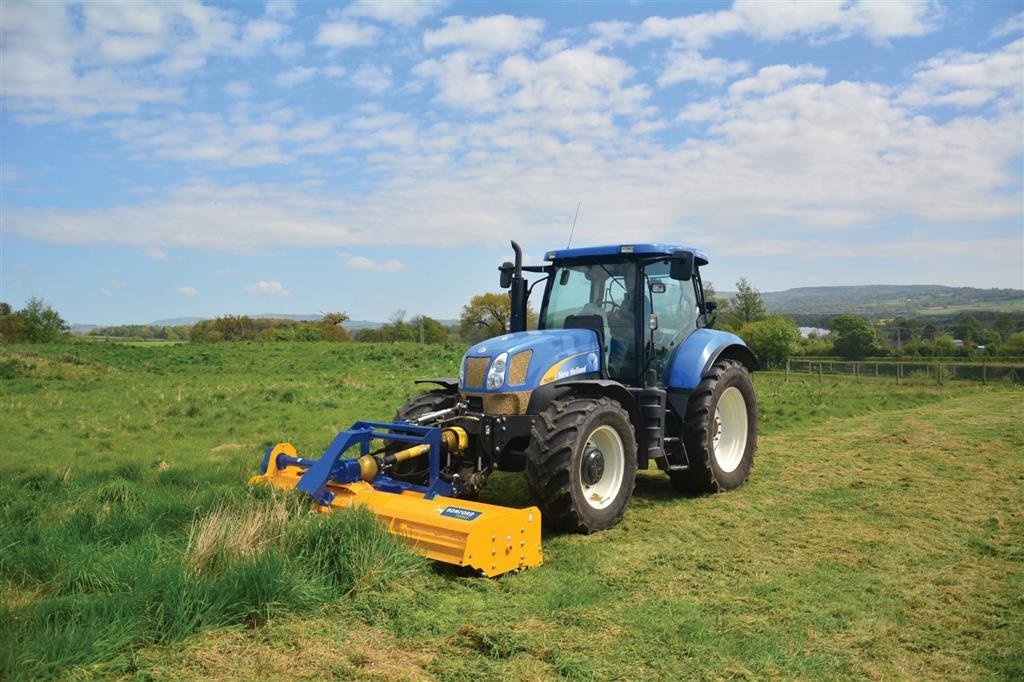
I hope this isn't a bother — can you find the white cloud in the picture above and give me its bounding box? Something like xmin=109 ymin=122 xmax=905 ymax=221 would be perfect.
xmin=147 ymin=247 xmax=168 ymax=260
xmin=729 ymin=64 xmax=827 ymax=97
xmin=316 ymin=21 xmax=380 ymax=49
xmin=0 ymin=1 xmax=297 ymax=121
xmin=415 ymin=47 xmax=650 ymax=125
xmin=658 ymin=51 xmax=749 ymax=86
xmin=350 ymin=63 xmax=393 ymax=94
xmin=413 ymin=52 xmax=502 ymax=111
xmin=225 ymin=80 xmax=253 ymax=98
xmin=176 ymin=286 xmax=197 ymax=296
xmin=275 ymin=66 xmax=318 ymax=88
xmin=345 ymin=256 xmax=404 ymax=272
xmin=991 ymin=11 xmax=1024 ymax=38
xmin=424 ymin=15 xmax=544 ymax=53
xmin=107 ymin=106 xmax=340 ymax=166
xmin=342 ymin=0 xmax=448 ymax=27
xmin=238 ymin=18 xmax=287 ymax=54
xmin=10 ymin=43 xmax=1019 ymax=261
xmin=635 ymin=1 xmax=940 ymax=48
xmin=246 ymin=280 xmax=289 ymax=297
xmin=898 ymin=38 xmax=1024 ymax=108
xmin=323 ymin=65 xmax=346 ymax=78
xmin=636 ymin=10 xmax=745 ymax=48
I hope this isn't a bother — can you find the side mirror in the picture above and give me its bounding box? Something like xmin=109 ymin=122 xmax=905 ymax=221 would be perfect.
xmin=705 ymin=300 xmax=717 ymax=313
xmin=499 ymin=262 xmax=513 ymax=289
xmin=669 ymin=251 xmax=694 ymax=281
xmin=559 ymin=269 xmax=571 ymax=286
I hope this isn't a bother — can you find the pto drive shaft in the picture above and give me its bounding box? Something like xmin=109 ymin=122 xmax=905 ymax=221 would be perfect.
xmin=332 ymin=426 xmax=468 ymax=485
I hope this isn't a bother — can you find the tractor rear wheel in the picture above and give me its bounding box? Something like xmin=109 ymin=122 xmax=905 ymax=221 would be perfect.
xmin=526 ymin=397 xmax=637 ymax=533
xmin=670 ymin=359 xmax=757 ymax=494
xmin=388 ymin=389 xmax=457 ymax=484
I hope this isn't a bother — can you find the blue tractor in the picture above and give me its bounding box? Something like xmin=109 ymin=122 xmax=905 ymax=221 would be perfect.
xmin=391 ymin=242 xmax=759 ymax=533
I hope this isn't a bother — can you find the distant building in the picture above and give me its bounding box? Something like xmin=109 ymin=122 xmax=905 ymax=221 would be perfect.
xmin=799 ymin=326 xmax=829 ymax=338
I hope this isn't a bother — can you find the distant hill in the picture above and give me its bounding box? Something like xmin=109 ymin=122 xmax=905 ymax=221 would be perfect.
xmin=749 ymin=285 xmax=1024 ymax=319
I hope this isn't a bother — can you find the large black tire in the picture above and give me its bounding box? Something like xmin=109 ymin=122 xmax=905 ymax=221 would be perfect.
xmin=670 ymin=359 xmax=757 ymax=494
xmin=526 ymin=397 xmax=638 ymax=533
xmin=388 ymin=389 xmax=457 ymax=483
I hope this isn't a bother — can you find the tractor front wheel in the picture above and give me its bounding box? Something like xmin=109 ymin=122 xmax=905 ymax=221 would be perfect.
xmin=526 ymin=397 xmax=637 ymax=533
xmin=388 ymin=389 xmax=457 ymax=484
xmin=670 ymin=359 xmax=757 ymax=494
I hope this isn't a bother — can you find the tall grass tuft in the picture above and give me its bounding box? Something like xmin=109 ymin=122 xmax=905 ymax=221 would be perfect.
xmin=1 ymin=483 xmax=424 ymax=680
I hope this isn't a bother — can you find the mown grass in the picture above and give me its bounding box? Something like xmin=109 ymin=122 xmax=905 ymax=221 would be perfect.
xmin=1 ymin=341 xmax=1021 ymax=680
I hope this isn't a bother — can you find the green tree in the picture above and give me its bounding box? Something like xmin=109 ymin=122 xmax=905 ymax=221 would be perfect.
xmin=409 ymin=315 xmax=448 ymax=344
xmin=15 ymin=297 xmax=69 ymax=342
xmin=0 ymin=302 xmax=21 ymax=342
xmin=728 ymin=278 xmax=765 ymax=327
xmin=459 ymin=292 xmax=537 ymax=344
xmin=1001 ymin=331 xmax=1024 ymax=356
xmin=830 ymin=314 xmax=877 ymax=359
xmin=702 ymin=280 xmax=730 ymax=328
xmin=929 ymin=333 xmax=957 ymax=356
xmin=740 ymin=315 xmax=800 ymax=368
xmin=320 ymin=312 xmax=352 ymax=342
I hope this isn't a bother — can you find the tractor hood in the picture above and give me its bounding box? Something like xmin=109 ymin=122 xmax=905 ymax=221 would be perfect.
xmin=460 ymin=329 xmax=601 ymax=393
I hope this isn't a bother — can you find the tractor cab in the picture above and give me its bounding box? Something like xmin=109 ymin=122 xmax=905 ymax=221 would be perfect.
xmin=534 ymin=245 xmax=714 ymax=388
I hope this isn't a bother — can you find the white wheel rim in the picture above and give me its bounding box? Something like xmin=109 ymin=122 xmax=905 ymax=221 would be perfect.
xmin=712 ymin=387 xmax=748 ymax=473
xmin=579 ymin=425 xmax=625 ymax=510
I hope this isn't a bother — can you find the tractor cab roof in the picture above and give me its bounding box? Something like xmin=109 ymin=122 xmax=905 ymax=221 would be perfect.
xmin=544 ymin=244 xmax=709 ymax=266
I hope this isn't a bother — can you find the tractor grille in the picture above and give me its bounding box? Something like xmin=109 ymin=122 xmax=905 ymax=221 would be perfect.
xmin=508 ymin=350 xmax=532 ymax=385
xmin=464 ymin=357 xmax=489 ymax=388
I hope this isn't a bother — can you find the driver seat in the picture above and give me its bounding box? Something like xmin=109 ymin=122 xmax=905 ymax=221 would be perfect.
xmin=563 ymin=302 xmax=610 ymax=370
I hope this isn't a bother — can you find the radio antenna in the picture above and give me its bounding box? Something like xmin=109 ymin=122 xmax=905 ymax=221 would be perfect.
xmin=566 ymin=201 xmax=582 ymax=248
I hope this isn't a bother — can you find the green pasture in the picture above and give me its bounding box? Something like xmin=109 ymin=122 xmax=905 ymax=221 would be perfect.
xmin=1 ymin=342 xmax=1021 ymax=680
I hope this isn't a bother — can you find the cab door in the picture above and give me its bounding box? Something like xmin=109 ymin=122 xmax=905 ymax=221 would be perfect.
xmin=644 ymin=259 xmax=700 ymax=383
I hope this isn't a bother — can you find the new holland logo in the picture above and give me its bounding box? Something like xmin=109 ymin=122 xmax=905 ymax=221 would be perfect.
xmin=440 ymin=506 xmax=482 ymax=521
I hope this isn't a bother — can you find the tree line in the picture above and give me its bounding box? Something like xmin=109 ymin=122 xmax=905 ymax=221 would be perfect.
xmin=6 ymin=291 xmax=1022 ymax=363
xmin=705 ymin=280 xmax=1024 ymax=364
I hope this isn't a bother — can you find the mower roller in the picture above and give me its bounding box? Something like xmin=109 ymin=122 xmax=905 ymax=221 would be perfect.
xmin=254 ymin=240 xmax=760 ymax=577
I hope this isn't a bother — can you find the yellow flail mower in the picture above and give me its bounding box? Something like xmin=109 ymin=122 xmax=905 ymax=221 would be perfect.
xmin=251 ymin=420 xmax=543 ymax=577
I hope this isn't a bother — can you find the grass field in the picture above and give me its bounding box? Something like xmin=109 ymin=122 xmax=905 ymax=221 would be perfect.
xmin=1 ymin=341 xmax=1021 ymax=680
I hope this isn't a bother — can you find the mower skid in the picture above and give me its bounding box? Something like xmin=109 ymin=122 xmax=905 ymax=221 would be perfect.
xmin=251 ymin=443 xmax=543 ymax=577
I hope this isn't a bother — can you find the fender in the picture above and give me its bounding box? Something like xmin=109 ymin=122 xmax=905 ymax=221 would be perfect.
xmin=414 ymin=378 xmax=459 ymax=391
xmin=527 ymin=378 xmax=646 ymax=460
xmin=665 ymin=329 xmax=760 ymax=390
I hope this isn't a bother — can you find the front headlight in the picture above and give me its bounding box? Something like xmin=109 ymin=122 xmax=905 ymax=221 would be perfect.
xmin=486 ymin=352 xmax=508 ymax=389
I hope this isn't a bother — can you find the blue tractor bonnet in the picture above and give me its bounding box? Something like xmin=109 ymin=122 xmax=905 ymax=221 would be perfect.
xmin=461 ymin=329 xmax=601 ymax=392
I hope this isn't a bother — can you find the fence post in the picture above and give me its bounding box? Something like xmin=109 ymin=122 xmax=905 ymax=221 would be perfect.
xmin=936 ymin=362 xmax=941 ymax=385
xmin=875 ymin=362 xmax=879 ymax=377
xmin=982 ymin=363 xmax=987 ymax=385
xmin=855 ymin=362 xmax=859 ymax=382
xmin=897 ymin=362 xmax=901 ymax=385
xmin=785 ymin=359 xmax=790 ymax=382
xmin=818 ymin=361 xmax=822 ymax=384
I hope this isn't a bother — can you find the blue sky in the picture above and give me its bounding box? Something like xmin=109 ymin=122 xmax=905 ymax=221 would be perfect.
xmin=2 ymin=0 xmax=1022 ymax=325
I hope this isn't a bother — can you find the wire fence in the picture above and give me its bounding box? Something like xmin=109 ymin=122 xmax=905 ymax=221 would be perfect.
xmin=777 ymin=358 xmax=1024 ymax=385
